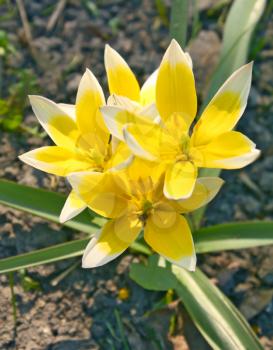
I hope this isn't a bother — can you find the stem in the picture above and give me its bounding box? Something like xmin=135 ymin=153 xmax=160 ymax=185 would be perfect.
xmin=9 ymin=272 xmax=17 ymax=326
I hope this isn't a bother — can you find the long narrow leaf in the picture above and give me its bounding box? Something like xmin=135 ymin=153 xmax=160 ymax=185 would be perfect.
xmin=0 ymin=238 xmax=151 ymax=274
xmin=206 ymin=0 xmax=266 ymax=102
xmin=194 ymin=221 xmax=273 ymax=253
xmin=0 ymin=238 xmax=89 ymax=273
xmin=170 ymin=0 xmax=189 ymax=47
xmin=173 ymin=267 xmax=263 ymax=350
xmin=0 ymin=179 xmax=105 ymax=233
xmin=193 ymin=0 xmax=266 ymax=228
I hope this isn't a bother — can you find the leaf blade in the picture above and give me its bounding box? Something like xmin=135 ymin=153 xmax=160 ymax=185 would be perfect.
xmin=0 ymin=179 xmax=105 ymax=233
xmin=0 ymin=238 xmax=89 ymax=274
xmin=173 ymin=267 xmax=263 ymax=350
xmin=193 ymin=221 xmax=273 ymax=253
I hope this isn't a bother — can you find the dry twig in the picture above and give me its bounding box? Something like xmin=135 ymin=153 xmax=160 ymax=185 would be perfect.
xmin=47 ymin=0 xmax=67 ymax=32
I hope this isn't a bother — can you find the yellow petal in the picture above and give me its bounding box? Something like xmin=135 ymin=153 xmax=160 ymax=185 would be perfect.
xmin=68 ymin=171 xmax=128 ymax=218
xmin=164 ymin=161 xmax=197 ymax=200
xmin=19 ymin=146 xmax=92 ymax=176
xmin=105 ymin=142 xmax=133 ymax=171
xmin=124 ymin=122 xmax=161 ymax=161
xmin=140 ymin=69 xmax=158 ymax=106
xmin=59 ymin=190 xmax=87 ymax=223
xmin=104 ymin=44 xmax=140 ymax=101
xmin=156 ymin=39 xmax=197 ymax=125
xmin=192 ymin=62 xmax=253 ymax=146
xmin=75 ymin=69 xmax=108 ymax=145
xmin=173 ymin=177 xmax=224 ymax=213
xmin=82 ymin=216 xmax=142 ymax=268
xmin=195 ymin=131 xmax=260 ymax=169
xmin=144 ymin=212 xmax=196 ymax=270
xmin=100 ymin=106 xmax=150 ymax=141
xmin=126 ymin=158 xmax=165 ymax=184
xmin=29 ymin=95 xmax=79 ymax=150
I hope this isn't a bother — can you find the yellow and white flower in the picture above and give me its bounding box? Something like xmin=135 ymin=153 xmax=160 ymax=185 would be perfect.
xmin=68 ymin=165 xmax=224 ymax=270
xmin=19 ymin=69 xmax=131 ymax=222
xmin=101 ymin=39 xmax=260 ymax=200
xmin=19 ymin=45 xmax=160 ymax=223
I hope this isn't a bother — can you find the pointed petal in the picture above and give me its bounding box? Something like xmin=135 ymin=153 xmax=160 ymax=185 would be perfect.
xmin=193 ymin=62 xmax=253 ymax=146
xmin=144 ymin=212 xmax=196 ymax=271
xmin=156 ymin=39 xmax=197 ymax=125
xmin=29 ymin=95 xmax=79 ymax=149
xmin=196 ymin=131 xmax=260 ymax=169
xmin=164 ymin=161 xmax=197 ymax=200
xmin=173 ymin=177 xmax=224 ymax=213
xmin=76 ymin=69 xmax=108 ymax=144
xmin=82 ymin=216 xmax=142 ymax=268
xmin=59 ymin=190 xmax=87 ymax=223
xmin=104 ymin=44 xmax=140 ymax=101
xmin=68 ymin=171 xmax=128 ymax=218
xmin=140 ymin=69 xmax=158 ymax=106
xmin=19 ymin=146 xmax=92 ymax=176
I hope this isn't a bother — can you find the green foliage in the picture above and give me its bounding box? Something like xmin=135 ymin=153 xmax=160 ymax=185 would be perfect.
xmin=0 ymin=69 xmax=39 ymax=131
xmin=173 ymin=267 xmax=263 ymax=350
xmin=194 ymin=221 xmax=273 ymax=252
xmin=193 ymin=0 xmax=267 ymax=228
xmin=0 ymin=238 xmax=89 ymax=274
xmin=0 ymin=30 xmax=15 ymax=57
xmin=19 ymin=270 xmax=41 ymax=292
xmin=130 ymin=255 xmax=178 ymax=291
xmin=170 ymin=0 xmax=189 ymax=47
xmin=155 ymin=0 xmax=169 ymax=26
xmin=205 ymin=0 xmax=266 ymax=102
xmin=0 ymin=179 xmax=104 ymax=233
xmin=130 ymin=262 xmax=263 ymax=350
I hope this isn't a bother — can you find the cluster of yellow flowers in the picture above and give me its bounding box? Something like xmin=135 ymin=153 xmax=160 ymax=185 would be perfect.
xmin=20 ymin=40 xmax=260 ymax=271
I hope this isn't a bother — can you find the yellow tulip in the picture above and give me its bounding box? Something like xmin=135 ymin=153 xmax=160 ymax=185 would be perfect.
xmin=68 ymin=165 xmax=224 ymax=270
xmin=19 ymin=45 xmax=160 ymax=223
xmin=19 ymin=69 xmax=133 ymax=223
xmin=102 ymin=39 xmax=260 ymax=200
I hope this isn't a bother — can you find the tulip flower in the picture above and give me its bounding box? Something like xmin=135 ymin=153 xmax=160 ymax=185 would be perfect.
xmin=19 ymin=69 xmax=133 ymax=222
xmin=68 ymin=165 xmax=223 ymax=270
xmin=102 ymin=40 xmax=260 ymax=200
xmin=19 ymin=45 xmax=160 ymax=222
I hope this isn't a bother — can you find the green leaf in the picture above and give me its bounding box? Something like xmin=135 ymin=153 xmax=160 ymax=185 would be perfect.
xmin=194 ymin=221 xmax=273 ymax=253
xmin=170 ymin=0 xmax=189 ymax=47
xmin=173 ymin=267 xmax=263 ymax=350
xmin=0 ymin=238 xmax=89 ymax=274
xmin=130 ymin=256 xmax=178 ymax=291
xmin=193 ymin=0 xmax=266 ymax=228
xmin=206 ymin=0 xmax=266 ymax=102
xmin=0 ymin=179 xmax=105 ymax=233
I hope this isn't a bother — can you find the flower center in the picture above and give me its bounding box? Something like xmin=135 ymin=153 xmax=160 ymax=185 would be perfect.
xmin=175 ymin=134 xmax=191 ymax=161
xmin=138 ymin=199 xmax=153 ymax=223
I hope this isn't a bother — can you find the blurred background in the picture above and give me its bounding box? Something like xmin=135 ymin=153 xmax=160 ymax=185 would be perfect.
xmin=0 ymin=0 xmax=272 ymax=349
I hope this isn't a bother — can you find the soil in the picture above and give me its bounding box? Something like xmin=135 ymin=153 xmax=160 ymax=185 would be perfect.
xmin=0 ymin=1 xmax=272 ymax=349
